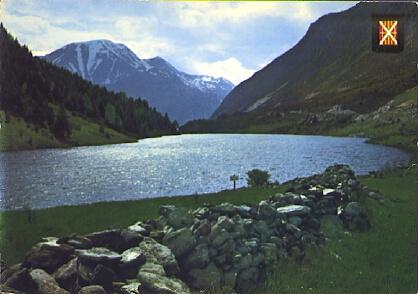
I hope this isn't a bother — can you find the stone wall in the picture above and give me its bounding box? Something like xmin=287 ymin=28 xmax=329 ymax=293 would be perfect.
xmin=1 ymin=165 xmax=378 ymax=294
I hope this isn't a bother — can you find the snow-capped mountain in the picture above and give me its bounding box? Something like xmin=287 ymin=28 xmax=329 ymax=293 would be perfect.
xmin=43 ymin=40 xmax=234 ymax=124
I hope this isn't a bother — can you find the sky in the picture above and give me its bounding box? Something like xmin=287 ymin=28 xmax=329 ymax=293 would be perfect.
xmin=1 ymin=1 xmax=356 ymax=85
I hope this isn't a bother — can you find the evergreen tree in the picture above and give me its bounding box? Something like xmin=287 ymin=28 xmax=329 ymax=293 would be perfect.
xmin=105 ymin=103 xmax=116 ymax=126
xmin=52 ymin=105 xmax=71 ymax=139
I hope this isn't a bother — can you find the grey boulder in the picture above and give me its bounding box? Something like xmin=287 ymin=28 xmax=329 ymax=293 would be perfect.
xmin=78 ymin=285 xmax=107 ymax=294
xmin=30 ymin=269 xmax=69 ymax=294
xmin=182 ymin=243 xmax=210 ymax=270
xmin=76 ymin=247 xmax=121 ymax=267
xmin=162 ymin=228 xmax=196 ymax=257
xmin=276 ymin=205 xmax=311 ymax=216
xmin=138 ymin=271 xmax=190 ymax=294
xmin=186 ymin=262 xmax=221 ymax=290
xmin=138 ymin=237 xmax=179 ymax=276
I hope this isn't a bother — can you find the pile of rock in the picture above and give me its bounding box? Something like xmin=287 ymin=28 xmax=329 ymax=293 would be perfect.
xmin=1 ymin=165 xmax=376 ymax=294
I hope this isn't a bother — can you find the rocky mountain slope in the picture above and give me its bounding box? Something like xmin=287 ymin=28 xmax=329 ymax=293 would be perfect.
xmin=213 ymin=2 xmax=416 ymax=118
xmin=44 ymin=40 xmax=234 ymax=124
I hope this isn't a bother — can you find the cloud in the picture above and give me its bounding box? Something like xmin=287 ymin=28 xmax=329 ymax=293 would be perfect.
xmin=2 ymin=0 xmax=356 ymax=80
xmin=2 ymin=8 xmax=174 ymax=58
xmin=113 ymin=17 xmax=176 ymax=58
xmin=192 ymin=58 xmax=255 ymax=85
xmin=2 ymin=13 xmax=114 ymax=55
xmin=171 ymin=2 xmax=321 ymax=29
xmin=123 ymin=39 xmax=173 ymax=59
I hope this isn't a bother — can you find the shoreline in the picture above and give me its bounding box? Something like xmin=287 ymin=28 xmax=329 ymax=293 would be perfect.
xmin=0 ymin=133 xmax=412 ymax=213
xmin=2 ymin=127 xmax=415 ymax=153
xmin=0 ymin=161 xmax=411 ymax=213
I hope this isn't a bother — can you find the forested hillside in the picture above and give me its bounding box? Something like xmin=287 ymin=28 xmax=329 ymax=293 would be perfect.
xmin=0 ymin=24 xmax=176 ymax=150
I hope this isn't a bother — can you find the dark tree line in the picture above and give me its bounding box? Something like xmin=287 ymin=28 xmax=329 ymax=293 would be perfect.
xmin=0 ymin=23 xmax=177 ymax=140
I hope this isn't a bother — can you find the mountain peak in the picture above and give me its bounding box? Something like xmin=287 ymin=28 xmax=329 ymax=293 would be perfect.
xmin=68 ymin=39 xmax=115 ymax=45
xmin=146 ymin=56 xmax=176 ymax=71
xmin=45 ymin=39 xmax=153 ymax=81
xmin=64 ymin=39 xmax=129 ymax=55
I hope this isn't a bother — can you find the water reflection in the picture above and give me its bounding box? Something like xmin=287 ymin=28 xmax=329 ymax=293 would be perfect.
xmin=0 ymin=134 xmax=410 ymax=210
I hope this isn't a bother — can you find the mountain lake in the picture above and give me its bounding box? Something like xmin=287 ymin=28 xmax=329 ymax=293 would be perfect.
xmin=0 ymin=134 xmax=411 ymax=210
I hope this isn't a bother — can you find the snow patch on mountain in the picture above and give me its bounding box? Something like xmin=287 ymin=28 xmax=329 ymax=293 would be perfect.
xmin=75 ymin=44 xmax=85 ymax=78
xmin=68 ymin=62 xmax=77 ymax=73
xmin=177 ymin=73 xmax=234 ymax=94
xmin=86 ymin=41 xmax=102 ymax=72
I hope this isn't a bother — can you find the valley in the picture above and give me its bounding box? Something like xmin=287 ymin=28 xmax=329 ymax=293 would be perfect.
xmin=0 ymin=1 xmax=416 ymax=293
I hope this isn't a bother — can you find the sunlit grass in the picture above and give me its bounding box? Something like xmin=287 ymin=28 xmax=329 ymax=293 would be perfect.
xmin=0 ymin=115 xmax=64 ymax=151
xmin=0 ymin=111 xmax=136 ymax=151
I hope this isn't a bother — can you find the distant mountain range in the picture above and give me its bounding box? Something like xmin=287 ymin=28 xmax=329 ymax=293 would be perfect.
xmin=212 ymin=2 xmax=416 ymax=118
xmin=43 ymin=40 xmax=234 ymax=124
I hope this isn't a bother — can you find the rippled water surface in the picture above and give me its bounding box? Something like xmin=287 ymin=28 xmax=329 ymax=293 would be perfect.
xmin=0 ymin=134 xmax=410 ymax=210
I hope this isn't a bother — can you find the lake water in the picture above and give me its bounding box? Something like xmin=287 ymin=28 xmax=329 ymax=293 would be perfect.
xmin=0 ymin=134 xmax=410 ymax=210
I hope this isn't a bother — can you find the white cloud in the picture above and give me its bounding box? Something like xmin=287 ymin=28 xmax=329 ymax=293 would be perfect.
xmin=2 ymin=13 xmax=114 ymax=55
xmin=123 ymin=39 xmax=173 ymax=59
xmin=192 ymin=58 xmax=255 ymax=85
xmin=114 ymin=17 xmax=156 ymax=39
xmin=2 ymin=12 xmax=173 ymax=58
xmin=114 ymin=17 xmax=175 ymax=58
xmin=172 ymin=2 xmax=319 ymax=29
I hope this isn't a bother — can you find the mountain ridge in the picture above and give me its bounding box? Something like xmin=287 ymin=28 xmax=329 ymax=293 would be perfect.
xmin=43 ymin=40 xmax=234 ymax=124
xmin=212 ymin=2 xmax=416 ymax=118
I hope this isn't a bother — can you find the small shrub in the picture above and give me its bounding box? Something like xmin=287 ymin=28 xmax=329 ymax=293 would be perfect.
xmin=99 ymin=123 xmax=105 ymax=134
xmin=246 ymin=169 xmax=271 ymax=187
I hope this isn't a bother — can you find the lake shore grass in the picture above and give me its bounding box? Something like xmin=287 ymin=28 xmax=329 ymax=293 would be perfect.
xmin=1 ymin=165 xmax=416 ymax=293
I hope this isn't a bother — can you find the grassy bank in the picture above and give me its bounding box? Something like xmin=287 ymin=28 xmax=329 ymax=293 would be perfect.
xmin=0 ymin=112 xmax=137 ymax=152
xmin=326 ymin=87 xmax=416 ymax=152
xmin=1 ymin=166 xmax=416 ymax=292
